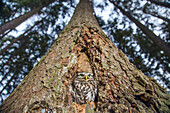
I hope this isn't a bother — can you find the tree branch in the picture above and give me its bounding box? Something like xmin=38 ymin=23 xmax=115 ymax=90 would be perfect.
xmin=147 ymin=0 xmax=170 ymax=8
xmin=0 ymin=20 xmax=43 ymax=55
xmin=109 ymin=0 xmax=170 ymax=57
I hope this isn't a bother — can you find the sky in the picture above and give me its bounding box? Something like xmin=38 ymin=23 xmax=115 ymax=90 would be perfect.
xmin=0 ymin=0 xmax=169 ymax=101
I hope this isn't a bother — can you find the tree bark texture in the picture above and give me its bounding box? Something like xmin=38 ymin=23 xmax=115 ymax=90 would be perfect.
xmin=109 ymin=0 xmax=170 ymax=58
xmin=0 ymin=0 xmax=169 ymax=113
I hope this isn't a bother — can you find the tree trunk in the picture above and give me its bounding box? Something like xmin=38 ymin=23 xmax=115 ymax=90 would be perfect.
xmin=143 ymin=10 xmax=170 ymax=22
xmin=109 ymin=0 xmax=170 ymax=58
xmin=0 ymin=1 xmax=54 ymax=35
xmin=0 ymin=19 xmax=43 ymax=55
xmin=0 ymin=0 xmax=169 ymax=113
xmin=147 ymin=0 xmax=170 ymax=8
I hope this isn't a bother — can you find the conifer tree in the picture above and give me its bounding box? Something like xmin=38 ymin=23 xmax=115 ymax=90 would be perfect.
xmin=0 ymin=0 xmax=169 ymax=112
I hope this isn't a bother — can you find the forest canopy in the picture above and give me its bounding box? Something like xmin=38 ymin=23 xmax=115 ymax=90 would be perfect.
xmin=0 ymin=0 xmax=169 ymax=103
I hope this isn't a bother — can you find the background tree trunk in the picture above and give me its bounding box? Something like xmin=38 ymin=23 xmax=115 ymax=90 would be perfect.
xmin=109 ymin=0 xmax=170 ymax=58
xmin=147 ymin=0 xmax=170 ymax=8
xmin=0 ymin=0 xmax=169 ymax=112
xmin=0 ymin=19 xmax=43 ymax=55
xmin=0 ymin=1 xmax=54 ymax=35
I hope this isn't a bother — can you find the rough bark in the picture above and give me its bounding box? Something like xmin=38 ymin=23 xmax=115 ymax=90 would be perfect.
xmin=109 ymin=0 xmax=170 ymax=58
xmin=0 ymin=0 xmax=169 ymax=113
xmin=147 ymin=0 xmax=170 ymax=8
xmin=0 ymin=1 xmax=54 ymax=35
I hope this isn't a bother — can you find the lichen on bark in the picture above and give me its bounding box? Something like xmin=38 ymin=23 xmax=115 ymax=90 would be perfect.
xmin=0 ymin=0 xmax=169 ymax=113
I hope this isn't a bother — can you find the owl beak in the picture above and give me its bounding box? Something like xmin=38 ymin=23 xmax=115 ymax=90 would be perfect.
xmin=85 ymin=76 xmax=88 ymax=80
xmin=84 ymin=75 xmax=88 ymax=80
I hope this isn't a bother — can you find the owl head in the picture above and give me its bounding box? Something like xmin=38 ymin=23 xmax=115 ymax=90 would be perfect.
xmin=77 ymin=72 xmax=93 ymax=79
xmin=72 ymin=71 xmax=97 ymax=104
xmin=74 ymin=72 xmax=94 ymax=82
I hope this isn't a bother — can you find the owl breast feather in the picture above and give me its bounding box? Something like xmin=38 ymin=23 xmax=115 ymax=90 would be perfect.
xmin=76 ymin=81 xmax=96 ymax=102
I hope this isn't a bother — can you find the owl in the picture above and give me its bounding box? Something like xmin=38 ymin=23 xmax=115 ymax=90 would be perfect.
xmin=72 ymin=72 xmax=97 ymax=105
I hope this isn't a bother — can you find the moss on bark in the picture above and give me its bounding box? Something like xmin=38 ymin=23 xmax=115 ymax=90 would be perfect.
xmin=0 ymin=0 xmax=169 ymax=112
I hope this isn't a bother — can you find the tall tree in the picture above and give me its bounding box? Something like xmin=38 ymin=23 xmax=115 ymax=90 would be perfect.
xmin=109 ymin=0 xmax=170 ymax=58
xmin=105 ymin=0 xmax=169 ymax=89
xmin=0 ymin=19 xmax=43 ymax=55
xmin=0 ymin=0 xmax=55 ymax=35
xmin=0 ymin=0 xmax=69 ymax=102
xmin=0 ymin=0 xmax=169 ymax=112
xmin=147 ymin=0 xmax=170 ymax=8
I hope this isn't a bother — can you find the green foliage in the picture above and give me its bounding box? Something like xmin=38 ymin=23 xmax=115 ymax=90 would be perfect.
xmin=0 ymin=0 xmax=12 ymax=24
xmin=16 ymin=0 xmax=42 ymax=9
xmin=10 ymin=0 xmax=55 ymax=9
xmin=0 ymin=0 xmax=169 ymax=104
xmin=106 ymin=18 xmax=169 ymax=89
xmin=0 ymin=0 xmax=72 ymax=103
xmin=0 ymin=0 xmax=57 ymax=25
xmin=106 ymin=0 xmax=170 ymax=90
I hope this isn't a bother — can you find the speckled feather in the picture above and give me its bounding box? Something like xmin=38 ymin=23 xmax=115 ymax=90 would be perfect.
xmin=72 ymin=72 xmax=97 ymax=105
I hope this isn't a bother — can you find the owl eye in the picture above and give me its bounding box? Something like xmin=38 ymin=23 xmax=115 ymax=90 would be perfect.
xmin=88 ymin=74 xmax=93 ymax=78
xmin=78 ymin=74 xmax=84 ymax=78
xmin=80 ymin=74 xmax=84 ymax=76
